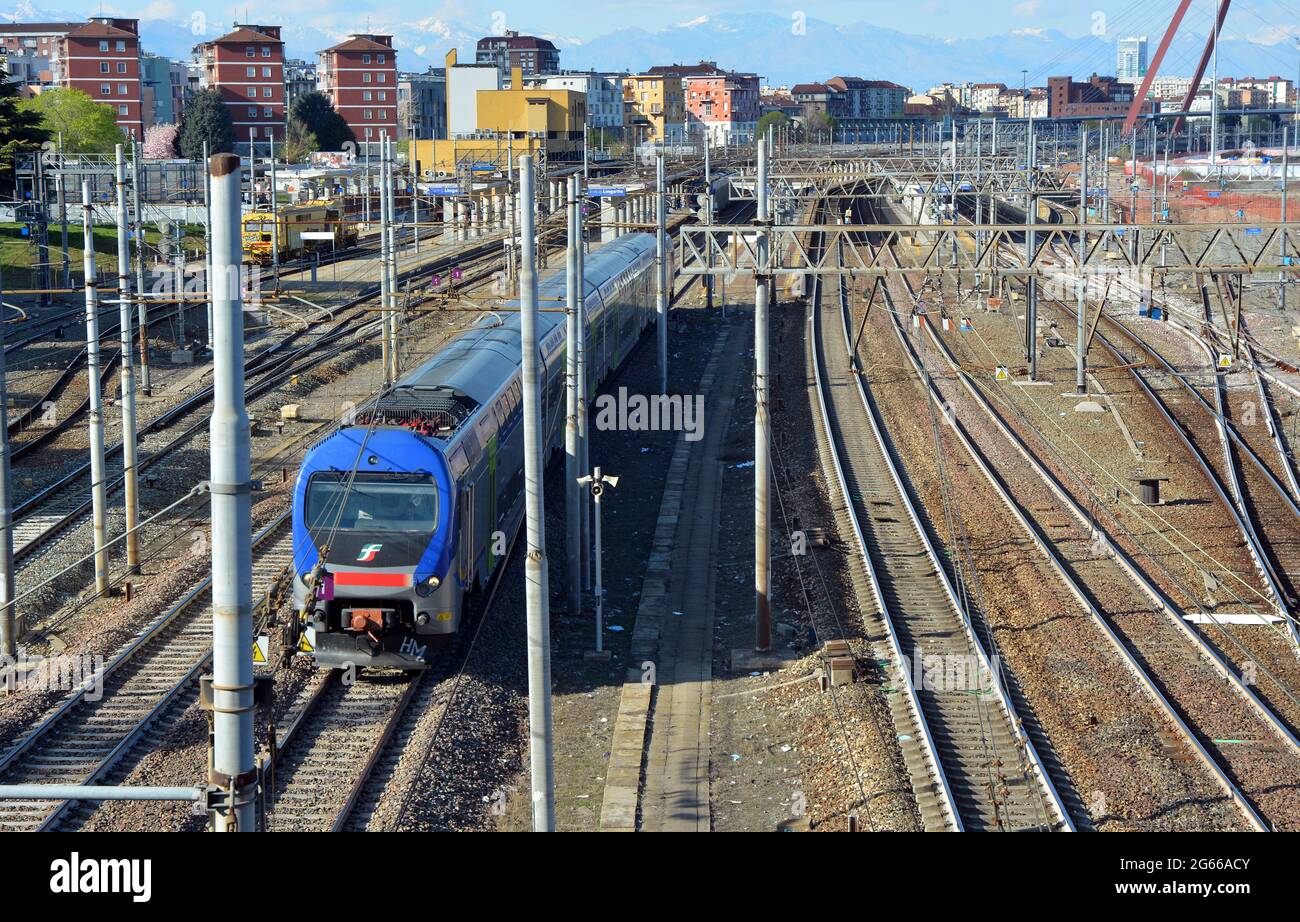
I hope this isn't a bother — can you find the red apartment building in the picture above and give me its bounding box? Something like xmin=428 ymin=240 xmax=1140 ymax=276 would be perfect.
xmin=195 ymin=24 xmax=286 ymax=150
xmin=42 ymin=16 xmax=144 ymax=135
xmin=684 ymin=70 xmax=760 ymax=143
xmin=317 ymin=34 xmax=397 ymax=152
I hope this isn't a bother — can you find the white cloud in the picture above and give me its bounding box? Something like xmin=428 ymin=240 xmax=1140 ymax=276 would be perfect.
xmin=1013 ymin=0 xmax=1041 ymax=15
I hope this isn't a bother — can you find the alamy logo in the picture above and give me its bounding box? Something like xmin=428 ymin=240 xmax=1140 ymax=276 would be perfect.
xmin=593 ymin=387 xmax=704 ymax=442
xmin=49 ymin=853 xmax=151 ymax=903
xmin=357 ymin=544 xmax=383 ymax=562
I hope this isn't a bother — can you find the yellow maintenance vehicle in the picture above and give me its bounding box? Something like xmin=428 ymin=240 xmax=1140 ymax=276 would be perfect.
xmin=241 ymin=200 xmax=358 ymax=265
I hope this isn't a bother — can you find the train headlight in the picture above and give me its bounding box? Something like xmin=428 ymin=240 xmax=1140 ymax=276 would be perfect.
xmin=416 ymin=575 xmax=440 ymax=597
xmin=416 ymin=612 xmax=431 ymax=626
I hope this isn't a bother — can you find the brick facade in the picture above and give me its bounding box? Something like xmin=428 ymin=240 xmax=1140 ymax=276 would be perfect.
xmin=318 ymin=34 xmax=397 ymax=151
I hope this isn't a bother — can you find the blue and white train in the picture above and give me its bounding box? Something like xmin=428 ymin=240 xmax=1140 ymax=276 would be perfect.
xmin=289 ymin=233 xmax=658 ymax=669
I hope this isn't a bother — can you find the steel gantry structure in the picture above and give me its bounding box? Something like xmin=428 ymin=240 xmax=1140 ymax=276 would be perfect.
xmin=675 ymin=220 xmax=1300 ymax=278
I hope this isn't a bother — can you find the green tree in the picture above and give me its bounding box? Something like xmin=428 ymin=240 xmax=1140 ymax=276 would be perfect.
xmin=756 ymin=110 xmax=790 ymax=142
xmin=0 ymin=80 xmax=50 ymax=194
xmin=288 ymin=92 xmax=354 ymax=152
xmin=178 ymin=88 xmax=235 ymax=159
xmin=282 ymin=116 xmax=319 ymax=163
xmin=19 ymin=88 xmax=121 ymax=154
xmin=805 ymin=110 xmax=838 ymax=141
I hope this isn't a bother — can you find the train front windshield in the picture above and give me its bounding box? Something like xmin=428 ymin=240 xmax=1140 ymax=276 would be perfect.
xmin=305 ymin=472 xmax=439 ymax=534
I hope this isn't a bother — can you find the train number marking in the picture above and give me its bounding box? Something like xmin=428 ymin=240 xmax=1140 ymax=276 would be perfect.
xmin=399 ymin=636 xmax=428 ymax=661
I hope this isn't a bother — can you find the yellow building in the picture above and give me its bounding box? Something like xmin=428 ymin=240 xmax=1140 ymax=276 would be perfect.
xmin=623 ymin=74 xmax=685 ymax=143
xmin=413 ymin=57 xmax=586 ymax=175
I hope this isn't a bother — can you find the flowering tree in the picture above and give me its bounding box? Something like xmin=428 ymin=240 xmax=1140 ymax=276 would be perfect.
xmin=143 ymin=122 xmax=179 ymax=160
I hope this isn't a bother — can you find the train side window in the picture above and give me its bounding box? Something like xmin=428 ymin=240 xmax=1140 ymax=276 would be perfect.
xmin=447 ymin=444 xmax=468 ymax=480
xmin=458 ymin=485 xmax=474 ymax=581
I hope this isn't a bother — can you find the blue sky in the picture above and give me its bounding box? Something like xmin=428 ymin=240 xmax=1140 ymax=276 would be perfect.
xmin=96 ymin=0 xmax=1300 ymax=44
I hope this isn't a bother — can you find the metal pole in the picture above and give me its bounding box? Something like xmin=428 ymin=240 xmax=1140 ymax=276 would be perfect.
xmin=0 ymin=240 xmax=14 ymax=654
xmin=174 ymin=226 xmax=185 ymax=346
xmin=1282 ymin=126 xmax=1290 ymax=311
xmin=577 ymin=183 xmax=590 ymax=593
xmin=593 ymin=471 xmax=604 ymax=653
xmin=81 ymin=182 xmax=110 ymax=597
xmin=411 ymin=156 xmax=420 ymax=256
xmin=269 ymin=134 xmax=279 ymax=275
xmin=57 ymin=138 xmax=70 ymax=290
xmin=203 ymin=140 xmax=213 ymax=350
xmin=378 ymin=140 xmax=392 ymax=386
xmin=704 ymin=141 xmax=713 ymax=309
xmin=207 ymin=152 xmax=255 ymax=832
xmin=115 ymin=146 xmax=140 ymax=574
xmin=131 ymin=140 xmax=150 ymax=396
xmin=1026 ymin=117 xmax=1038 ymax=380
xmin=35 ymin=153 xmax=49 ymax=309
xmin=1210 ymin=0 xmax=1220 ymax=175
xmin=518 ymin=154 xmax=555 ymax=832
xmin=754 ymin=137 xmax=771 ymax=653
xmin=385 ymin=137 xmax=398 ymax=383
xmin=564 ymin=176 xmax=580 ymax=614
xmin=655 ymin=151 xmax=667 ymax=395
xmin=1077 ymin=128 xmax=1088 ymax=395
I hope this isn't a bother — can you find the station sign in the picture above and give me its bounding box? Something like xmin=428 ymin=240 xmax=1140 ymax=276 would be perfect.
xmin=429 ymin=184 xmax=462 ymax=196
xmin=588 ymin=187 xmax=627 ymax=198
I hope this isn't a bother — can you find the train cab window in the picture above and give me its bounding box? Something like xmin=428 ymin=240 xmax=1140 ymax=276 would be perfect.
xmin=305 ymin=472 xmax=439 ymax=534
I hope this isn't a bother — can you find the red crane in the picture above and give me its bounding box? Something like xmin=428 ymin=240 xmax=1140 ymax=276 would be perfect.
xmin=1122 ymin=0 xmax=1232 ymax=137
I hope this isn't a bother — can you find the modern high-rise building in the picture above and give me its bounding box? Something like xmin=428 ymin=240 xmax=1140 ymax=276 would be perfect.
xmin=1117 ymin=36 xmax=1148 ymax=83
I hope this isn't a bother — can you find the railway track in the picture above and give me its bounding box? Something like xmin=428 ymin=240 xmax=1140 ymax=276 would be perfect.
xmin=1037 ymin=293 xmax=1300 ymax=669
xmin=264 ymin=670 xmax=419 ymax=831
xmin=901 ymin=209 xmax=1300 ymax=826
xmin=264 ymin=524 xmax=521 ymax=832
xmin=807 ymin=194 xmax=1071 ymax=832
xmin=0 ymin=515 xmax=293 ymax=832
xmin=867 ymin=209 xmax=1280 ymax=829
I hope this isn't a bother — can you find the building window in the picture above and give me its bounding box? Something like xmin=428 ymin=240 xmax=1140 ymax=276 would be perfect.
xmin=377 ymin=72 xmax=385 ymax=83
xmin=362 ymin=53 xmax=371 ymax=64
xmin=262 ymin=66 xmax=271 ymax=77
xmin=263 ymin=87 xmax=272 ymax=97
xmin=246 ymin=46 xmax=255 ymax=57
xmin=117 ymin=62 xmax=127 ymax=73
xmin=116 ymin=40 xmax=126 ymax=52
xmin=119 ymin=105 xmax=128 ymax=116
xmin=101 ymin=83 xmax=111 ymax=95
xmin=363 ymin=72 xmax=371 ymax=83
xmin=263 ymin=106 xmax=273 ymax=117
xmin=99 ymin=40 xmax=108 ymax=52
xmin=261 ymin=46 xmax=271 ymax=57
xmin=365 ymin=127 xmax=373 ymax=138
xmin=364 ymin=109 xmax=373 ymax=120
xmin=248 ymin=87 xmax=257 ymax=97
xmin=246 ymin=66 xmax=255 ymax=77
xmin=377 ymin=91 xmax=386 ymax=101
xmin=363 ymin=90 xmax=372 ymax=101
xmin=248 ymin=106 xmax=257 ymax=117
xmin=118 ymin=84 xmax=128 ymax=95
xmin=100 ymin=62 xmax=109 ymax=73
